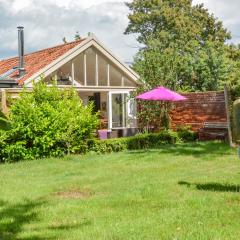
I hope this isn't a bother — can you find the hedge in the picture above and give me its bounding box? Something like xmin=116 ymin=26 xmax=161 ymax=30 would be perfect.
xmin=88 ymin=129 xmax=192 ymax=154
xmin=0 ymin=127 xmax=196 ymax=162
xmin=176 ymin=126 xmax=198 ymax=142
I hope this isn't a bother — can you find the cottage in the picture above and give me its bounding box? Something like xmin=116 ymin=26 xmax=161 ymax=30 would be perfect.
xmin=0 ymin=27 xmax=140 ymax=136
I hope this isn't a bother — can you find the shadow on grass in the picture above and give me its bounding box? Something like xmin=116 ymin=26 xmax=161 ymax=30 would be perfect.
xmin=17 ymin=236 xmax=54 ymax=240
xmin=178 ymin=181 xmax=240 ymax=193
xmin=128 ymin=141 xmax=234 ymax=157
xmin=48 ymin=219 xmax=92 ymax=231
xmin=0 ymin=199 xmax=50 ymax=240
xmin=0 ymin=198 xmax=93 ymax=240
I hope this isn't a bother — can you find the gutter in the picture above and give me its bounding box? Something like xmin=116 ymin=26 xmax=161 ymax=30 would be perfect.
xmin=0 ymin=79 xmax=19 ymax=88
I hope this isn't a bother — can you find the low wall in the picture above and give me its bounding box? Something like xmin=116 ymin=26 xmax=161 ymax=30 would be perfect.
xmin=170 ymin=91 xmax=228 ymax=139
xmin=0 ymin=88 xmax=30 ymax=113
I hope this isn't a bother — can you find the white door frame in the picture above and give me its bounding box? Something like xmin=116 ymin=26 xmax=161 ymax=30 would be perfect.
xmin=108 ymin=91 xmax=131 ymax=130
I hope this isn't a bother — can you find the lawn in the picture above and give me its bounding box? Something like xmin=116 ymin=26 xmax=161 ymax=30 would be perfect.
xmin=0 ymin=141 xmax=240 ymax=240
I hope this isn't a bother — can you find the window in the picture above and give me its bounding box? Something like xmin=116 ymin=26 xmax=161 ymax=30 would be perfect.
xmin=56 ymin=61 xmax=72 ymax=85
xmin=45 ymin=71 xmax=57 ymax=84
xmin=44 ymin=61 xmax=72 ymax=86
xmin=110 ymin=65 xmax=122 ymax=86
xmin=98 ymin=53 xmax=108 ymax=86
xmin=86 ymin=47 xmax=96 ymax=86
xmin=124 ymin=77 xmax=136 ymax=87
xmin=73 ymin=53 xmax=84 ymax=85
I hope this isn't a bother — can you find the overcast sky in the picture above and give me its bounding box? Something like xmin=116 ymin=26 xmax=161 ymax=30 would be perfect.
xmin=0 ymin=0 xmax=240 ymax=62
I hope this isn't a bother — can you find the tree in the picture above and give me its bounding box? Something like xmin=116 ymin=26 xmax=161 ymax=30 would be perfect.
xmin=125 ymin=0 xmax=230 ymax=46
xmin=74 ymin=31 xmax=81 ymax=41
xmin=125 ymin=0 xmax=232 ymax=91
xmin=225 ymin=44 xmax=240 ymax=97
xmin=62 ymin=31 xmax=81 ymax=43
xmin=125 ymin=0 xmax=236 ymax=129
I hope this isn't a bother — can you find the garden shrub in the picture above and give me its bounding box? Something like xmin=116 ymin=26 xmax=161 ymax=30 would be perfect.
xmin=176 ymin=125 xmax=198 ymax=142
xmin=127 ymin=130 xmax=179 ymax=150
xmin=88 ymin=130 xmax=180 ymax=154
xmin=0 ymin=110 xmax=10 ymax=131
xmin=0 ymin=82 xmax=99 ymax=162
xmin=89 ymin=138 xmax=127 ymax=154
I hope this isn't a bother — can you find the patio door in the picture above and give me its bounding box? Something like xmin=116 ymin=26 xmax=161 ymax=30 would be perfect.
xmin=108 ymin=92 xmax=129 ymax=129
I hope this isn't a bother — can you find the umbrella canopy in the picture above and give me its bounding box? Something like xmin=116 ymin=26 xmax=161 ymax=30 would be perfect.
xmin=136 ymin=86 xmax=187 ymax=101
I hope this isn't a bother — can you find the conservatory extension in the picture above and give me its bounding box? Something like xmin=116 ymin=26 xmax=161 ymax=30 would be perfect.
xmin=0 ymin=31 xmax=140 ymax=137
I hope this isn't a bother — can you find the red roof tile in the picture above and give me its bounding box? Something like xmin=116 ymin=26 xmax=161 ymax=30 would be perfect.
xmin=0 ymin=39 xmax=84 ymax=85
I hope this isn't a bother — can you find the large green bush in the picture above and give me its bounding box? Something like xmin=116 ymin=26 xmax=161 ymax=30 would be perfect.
xmin=0 ymin=82 xmax=99 ymax=162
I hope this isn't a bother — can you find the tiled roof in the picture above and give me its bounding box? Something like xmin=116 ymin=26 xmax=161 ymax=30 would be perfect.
xmin=0 ymin=39 xmax=84 ymax=85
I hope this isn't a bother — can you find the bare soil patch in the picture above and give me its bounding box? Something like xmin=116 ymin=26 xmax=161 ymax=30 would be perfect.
xmin=54 ymin=189 xmax=93 ymax=200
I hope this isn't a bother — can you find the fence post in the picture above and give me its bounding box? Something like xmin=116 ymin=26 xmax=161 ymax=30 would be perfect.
xmin=224 ymin=85 xmax=234 ymax=147
xmin=1 ymin=89 xmax=8 ymax=114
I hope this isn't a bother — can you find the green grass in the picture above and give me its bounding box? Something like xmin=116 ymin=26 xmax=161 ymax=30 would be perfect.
xmin=0 ymin=141 xmax=240 ymax=240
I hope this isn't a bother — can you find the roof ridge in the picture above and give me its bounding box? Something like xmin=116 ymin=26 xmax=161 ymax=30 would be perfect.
xmin=0 ymin=39 xmax=85 ymax=63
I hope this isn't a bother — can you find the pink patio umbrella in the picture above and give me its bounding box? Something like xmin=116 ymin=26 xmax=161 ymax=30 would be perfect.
xmin=136 ymin=86 xmax=187 ymax=131
xmin=136 ymin=86 xmax=187 ymax=101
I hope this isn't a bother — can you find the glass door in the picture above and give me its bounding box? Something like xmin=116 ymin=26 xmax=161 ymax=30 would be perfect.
xmin=108 ymin=92 xmax=129 ymax=129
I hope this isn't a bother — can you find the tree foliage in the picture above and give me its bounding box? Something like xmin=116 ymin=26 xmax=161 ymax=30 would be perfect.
xmin=226 ymin=44 xmax=240 ymax=97
xmin=125 ymin=0 xmax=240 ymax=129
xmin=126 ymin=0 xmax=230 ymax=45
xmin=125 ymin=0 xmax=232 ymax=91
xmin=74 ymin=31 xmax=81 ymax=41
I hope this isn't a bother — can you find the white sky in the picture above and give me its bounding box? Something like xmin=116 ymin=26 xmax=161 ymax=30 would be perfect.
xmin=7 ymin=0 xmax=131 ymax=11
xmin=0 ymin=0 xmax=239 ymax=61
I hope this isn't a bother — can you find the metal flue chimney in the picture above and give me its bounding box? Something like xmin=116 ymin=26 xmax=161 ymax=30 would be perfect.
xmin=17 ymin=26 xmax=25 ymax=77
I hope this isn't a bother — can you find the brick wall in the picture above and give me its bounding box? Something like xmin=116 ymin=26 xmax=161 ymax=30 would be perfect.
xmin=170 ymin=91 xmax=228 ymax=139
